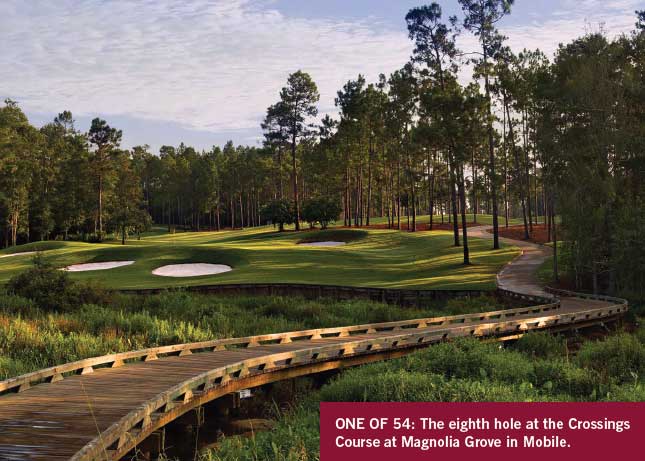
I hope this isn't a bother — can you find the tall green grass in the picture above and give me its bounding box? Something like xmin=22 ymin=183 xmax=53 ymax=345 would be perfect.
xmin=0 ymin=291 xmax=502 ymax=380
xmin=206 ymin=330 xmax=645 ymax=460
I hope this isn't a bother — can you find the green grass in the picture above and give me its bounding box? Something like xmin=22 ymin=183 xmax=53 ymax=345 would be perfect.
xmin=205 ymin=332 xmax=645 ymax=460
xmin=0 ymin=227 xmax=518 ymax=290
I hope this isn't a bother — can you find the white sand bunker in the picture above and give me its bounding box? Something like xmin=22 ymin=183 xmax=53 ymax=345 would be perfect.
xmin=64 ymin=261 xmax=135 ymax=272
xmin=0 ymin=251 xmax=38 ymax=259
xmin=299 ymin=241 xmax=346 ymax=247
xmin=152 ymin=263 xmax=232 ymax=278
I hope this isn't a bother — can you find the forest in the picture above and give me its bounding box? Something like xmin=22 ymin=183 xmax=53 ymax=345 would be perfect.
xmin=1 ymin=4 xmax=644 ymax=300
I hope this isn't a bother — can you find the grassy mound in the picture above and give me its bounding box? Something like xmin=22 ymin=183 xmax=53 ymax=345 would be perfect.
xmin=297 ymin=229 xmax=368 ymax=244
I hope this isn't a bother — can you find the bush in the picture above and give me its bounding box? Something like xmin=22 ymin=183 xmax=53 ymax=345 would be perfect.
xmin=7 ymin=254 xmax=75 ymax=311
xmin=319 ymin=368 xmax=545 ymax=403
xmin=514 ymin=332 xmax=567 ymax=359
xmin=444 ymin=295 xmax=503 ymax=315
xmin=533 ymin=359 xmax=600 ymax=398
xmin=7 ymin=254 xmax=112 ymax=311
xmin=634 ymin=323 xmax=645 ymax=345
xmin=301 ymin=197 xmax=342 ymax=230
xmin=605 ymin=383 xmax=645 ymax=402
xmin=261 ymin=199 xmax=295 ymax=232
xmin=576 ymin=334 xmax=645 ymax=384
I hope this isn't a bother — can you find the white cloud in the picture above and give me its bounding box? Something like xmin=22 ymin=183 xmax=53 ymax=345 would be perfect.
xmin=498 ymin=0 xmax=640 ymax=59
xmin=1 ymin=0 xmax=640 ymax=142
xmin=0 ymin=0 xmax=410 ymax=132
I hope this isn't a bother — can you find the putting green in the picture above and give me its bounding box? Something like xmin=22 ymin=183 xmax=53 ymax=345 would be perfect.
xmin=0 ymin=227 xmax=519 ymax=290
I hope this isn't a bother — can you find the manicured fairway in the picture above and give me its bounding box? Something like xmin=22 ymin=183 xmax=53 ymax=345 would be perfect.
xmin=0 ymin=227 xmax=519 ymax=290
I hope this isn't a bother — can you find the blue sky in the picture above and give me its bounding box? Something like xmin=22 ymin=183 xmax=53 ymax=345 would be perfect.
xmin=2 ymin=0 xmax=641 ymax=152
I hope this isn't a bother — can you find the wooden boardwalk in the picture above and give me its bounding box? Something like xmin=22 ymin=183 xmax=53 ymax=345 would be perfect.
xmin=0 ymin=229 xmax=628 ymax=460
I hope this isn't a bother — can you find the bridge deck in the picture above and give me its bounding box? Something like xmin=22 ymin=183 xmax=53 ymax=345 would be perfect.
xmin=0 ymin=227 xmax=627 ymax=460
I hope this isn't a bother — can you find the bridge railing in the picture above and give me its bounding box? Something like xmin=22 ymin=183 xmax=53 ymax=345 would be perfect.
xmin=497 ymin=288 xmax=556 ymax=305
xmin=0 ymin=298 xmax=561 ymax=396
xmin=545 ymin=287 xmax=629 ymax=306
xmin=71 ymin=299 xmax=627 ymax=461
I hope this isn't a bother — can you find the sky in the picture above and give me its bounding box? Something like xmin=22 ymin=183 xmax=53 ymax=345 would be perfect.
xmin=1 ymin=0 xmax=642 ymax=153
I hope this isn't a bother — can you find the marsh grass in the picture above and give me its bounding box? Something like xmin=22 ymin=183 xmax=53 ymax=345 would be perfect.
xmin=206 ymin=331 xmax=645 ymax=460
xmin=0 ymin=291 xmax=501 ymax=380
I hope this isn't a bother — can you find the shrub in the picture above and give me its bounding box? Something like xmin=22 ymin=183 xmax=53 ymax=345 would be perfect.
xmin=605 ymin=383 xmax=645 ymax=402
xmin=444 ymin=295 xmax=503 ymax=315
xmin=261 ymin=199 xmax=295 ymax=232
xmin=514 ymin=332 xmax=567 ymax=359
xmin=318 ymin=368 xmax=545 ymax=403
xmin=204 ymin=406 xmax=320 ymax=461
xmin=533 ymin=359 xmax=599 ymax=398
xmin=576 ymin=334 xmax=645 ymax=384
xmin=7 ymin=254 xmax=112 ymax=311
xmin=634 ymin=323 xmax=645 ymax=345
xmin=7 ymin=254 xmax=75 ymax=311
xmin=301 ymin=197 xmax=342 ymax=230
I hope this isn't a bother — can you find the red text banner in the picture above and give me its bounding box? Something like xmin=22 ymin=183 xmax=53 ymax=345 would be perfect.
xmin=320 ymin=402 xmax=644 ymax=460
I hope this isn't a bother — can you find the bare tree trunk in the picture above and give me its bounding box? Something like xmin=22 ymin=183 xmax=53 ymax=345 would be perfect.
xmin=396 ymin=157 xmax=401 ymax=230
xmin=278 ymin=149 xmax=284 ymax=199
xmin=408 ymin=150 xmax=417 ymax=232
xmin=484 ymin=66 xmax=500 ymax=249
xmin=291 ymin=136 xmax=300 ymax=230
xmin=523 ymin=111 xmax=533 ymax=234
xmin=98 ymin=174 xmax=103 ymax=241
xmin=471 ymin=148 xmax=477 ymax=224
xmin=552 ymin=196 xmax=559 ymax=283
xmin=448 ymin=152 xmax=460 ymax=247
xmin=458 ymin=165 xmax=470 ymax=265
xmin=230 ymin=196 xmax=235 ymax=228
xmin=428 ymin=150 xmax=436 ymax=230
xmin=506 ymin=100 xmax=529 ymax=239
xmin=366 ymin=143 xmax=373 ymax=226
xmin=239 ymin=193 xmax=244 ymax=228
xmin=503 ymin=99 xmax=509 ymax=228
xmin=216 ymin=197 xmax=221 ymax=231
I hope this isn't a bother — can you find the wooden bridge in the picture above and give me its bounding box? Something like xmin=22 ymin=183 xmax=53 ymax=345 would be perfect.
xmin=0 ymin=228 xmax=629 ymax=460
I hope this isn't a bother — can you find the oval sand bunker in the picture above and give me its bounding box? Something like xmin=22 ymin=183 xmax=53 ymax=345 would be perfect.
xmin=64 ymin=261 xmax=135 ymax=272
xmin=299 ymin=241 xmax=346 ymax=247
xmin=152 ymin=263 xmax=232 ymax=278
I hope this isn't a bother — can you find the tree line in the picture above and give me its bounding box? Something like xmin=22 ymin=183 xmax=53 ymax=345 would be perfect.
xmin=1 ymin=4 xmax=643 ymax=298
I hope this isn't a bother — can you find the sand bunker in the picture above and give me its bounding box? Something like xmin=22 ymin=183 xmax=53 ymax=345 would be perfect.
xmin=299 ymin=241 xmax=346 ymax=247
xmin=64 ymin=261 xmax=135 ymax=272
xmin=0 ymin=251 xmax=38 ymax=259
xmin=152 ymin=263 xmax=232 ymax=278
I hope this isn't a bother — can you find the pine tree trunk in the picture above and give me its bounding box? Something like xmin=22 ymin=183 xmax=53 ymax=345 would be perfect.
xmin=506 ymin=100 xmax=529 ymax=239
xmin=458 ymin=165 xmax=470 ymax=265
xmin=366 ymin=143 xmax=373 ymax=226
xmin=291 ymin=136 xmax=300 ymax=231
xmin=448 ymin=151 xmax=460 ymax=247
xmin=471 ymin=148 xmax=477 ymax=223
xmin=484 ymin=65 xmax=500 ymax=249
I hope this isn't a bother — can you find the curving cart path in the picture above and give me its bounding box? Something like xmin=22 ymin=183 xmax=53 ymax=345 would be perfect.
xmin=0 ymin=229 xmax=628 ymax=460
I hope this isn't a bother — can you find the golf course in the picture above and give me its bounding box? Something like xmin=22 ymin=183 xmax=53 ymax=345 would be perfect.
xmin=0 ymin=225 xmax=519 ymax=290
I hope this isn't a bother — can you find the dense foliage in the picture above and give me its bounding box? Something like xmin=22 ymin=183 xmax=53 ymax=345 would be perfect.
xmin=6 ymin=254 xmax=112 ymax=311
xmin=301 ymin=197 xmax=342 ymax=230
